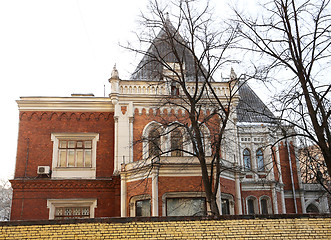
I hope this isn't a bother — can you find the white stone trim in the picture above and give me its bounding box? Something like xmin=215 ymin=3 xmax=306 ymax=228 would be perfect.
xmin=246 ymin=195 xmax=259 ymax=214
xmin=47 ymin=198 xmax=97 ymax=220
xmin=221 ymin=193 xmax=235 ymax=215
xmin=142 ymin=121 xmax=165 ymax=159
xmin=17 ymin=97 xmax=114 ymax=111
xmin=51 ymin=133 xmax=99 ymax=179
xmin=259 ymin=195 xmax=273 ymax=214
xmin=161 ymin=192 xmax=207 ymax=216
xmin=129 ymin=194 xmax=151 ymax=217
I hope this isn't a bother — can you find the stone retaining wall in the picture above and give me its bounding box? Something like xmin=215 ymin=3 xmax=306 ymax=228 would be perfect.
xmin=1 ymin=214 xmax=330 ymax=239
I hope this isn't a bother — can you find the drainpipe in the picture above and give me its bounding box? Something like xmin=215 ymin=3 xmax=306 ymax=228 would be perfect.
xmin=20 ymin=138 xmax=30 ymax=219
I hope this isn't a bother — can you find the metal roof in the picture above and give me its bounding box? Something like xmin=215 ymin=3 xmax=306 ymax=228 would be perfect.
xmin=130 ymin=21 xmax=275 ymax=123
xmin=236 ymin=81 xmax=275 ymax=123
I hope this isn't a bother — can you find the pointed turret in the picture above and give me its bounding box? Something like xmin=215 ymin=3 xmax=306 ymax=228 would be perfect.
xmin=230 ymin=67 xmax=237 ymax=80
xmin=109 ymin=64 xmax=120 ymax=104
xmin=110 ymin=64 xmax=120 ymax=80
xmin=130 ymin=17 xmax=208 ymax=82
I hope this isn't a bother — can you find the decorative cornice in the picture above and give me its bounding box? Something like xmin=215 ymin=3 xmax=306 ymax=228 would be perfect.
xmin=17 ymin=97 xmax=114 ymax=112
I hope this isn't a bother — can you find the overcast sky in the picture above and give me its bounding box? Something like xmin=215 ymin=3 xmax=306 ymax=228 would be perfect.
xmin=0 ymin=0 xmax=263 ymax=180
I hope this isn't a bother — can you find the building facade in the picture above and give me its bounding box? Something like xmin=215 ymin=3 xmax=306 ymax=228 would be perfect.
xmin=10 ymin=25 xmax=329 ymax=220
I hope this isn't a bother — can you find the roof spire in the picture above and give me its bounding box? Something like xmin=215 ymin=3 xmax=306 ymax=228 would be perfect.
xmin=165 ymin=12 xmax=170 ymax=22
xmin=111 ymin=64 xmax=120 ymax=80
xmin=230 ymin=67 xmax=237 ymax=80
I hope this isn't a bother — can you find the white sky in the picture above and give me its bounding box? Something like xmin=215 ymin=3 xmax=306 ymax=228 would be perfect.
xmin=0 ymin=0 xmax=262 ymax=180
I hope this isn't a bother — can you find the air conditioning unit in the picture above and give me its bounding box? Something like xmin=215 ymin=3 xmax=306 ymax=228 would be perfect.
xmin=37 ymin=166 xmax=50 ymax=175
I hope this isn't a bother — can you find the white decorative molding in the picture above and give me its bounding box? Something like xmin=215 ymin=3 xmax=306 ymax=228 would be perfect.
xmin=47 ymin=198 xmax=97 ymax=220
xmin=17 ymin=97 xmax=114 ymax=111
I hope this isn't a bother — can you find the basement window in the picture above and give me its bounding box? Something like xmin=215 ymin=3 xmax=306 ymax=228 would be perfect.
xmin=47 ymin=199 xmax=97 ymax=220
xmin=55 ymin=206 xmax=90 ymax=219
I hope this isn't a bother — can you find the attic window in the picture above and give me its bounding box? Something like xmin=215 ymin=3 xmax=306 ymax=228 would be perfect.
xmin=163 ymin=62 xmax=185 ymax=78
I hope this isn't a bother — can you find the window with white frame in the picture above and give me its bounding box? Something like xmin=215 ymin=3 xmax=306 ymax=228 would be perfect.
xmin=190 ymin=125 xmax=211 ymax=156
xmin=306 ymin=203 xmax=319 ymax=213
xmin=221 ymin=193 xmax=234 ymax=215
xmin=246 ymin=196 xmax=258 ymax=215
xmin=55 ymin=206 xmax=90 ymax=219
xmin=148 ymin=128 xmax=161 ymax=158
xmin=259 ymin=196 xmax=272 ymax=214
xmin=256 ymin=148 xmax=264 ymax=171
xmin=51 ymin=133 xmax=99 ymax=179
xmin=136 ymin=199 xmax=151 ymax=217
xmin=129 ymin=194 xmax=151 ymax=217
xmin=166 ymin=197 xmax=206 ymax=216
xmin=47 ymin=199 xmax=97 ymax=220
xmin=58 ymin=140 xmax=92 ymax=168
xmin=162 ymin=192 xmax=207 ymax=216
xmin=243 ymin=148 xmax=251 ymax=170
xmin=142 ymin=122 xmax=164 ymax=159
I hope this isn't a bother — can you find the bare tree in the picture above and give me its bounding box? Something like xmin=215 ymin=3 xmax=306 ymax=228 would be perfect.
xmin=125 ymin=0 xmax=240 ymax=216
xmin=0 ymin=179 xmax=12 ymax=221
xmin=233 ymin=0 xmax=331 ymax=176
xmin=299 ymin=143 xmax=331 ymax=194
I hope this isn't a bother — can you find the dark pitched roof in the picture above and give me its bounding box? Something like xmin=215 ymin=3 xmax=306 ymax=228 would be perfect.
xmin=236 ymin=81 xmax=275 ymax=123
xmin=130 ymin=21 xmax=275 ymax=124
xmin=130 ymin=21 xmax=208 ymax=82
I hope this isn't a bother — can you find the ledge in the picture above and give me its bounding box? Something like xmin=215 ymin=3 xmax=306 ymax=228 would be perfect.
xmin=2 ymin=213 xmax=331 ymax=227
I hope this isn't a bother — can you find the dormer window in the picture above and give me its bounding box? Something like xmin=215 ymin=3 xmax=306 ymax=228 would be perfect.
xmin=163 ymin=62 xmax=184 ymax=96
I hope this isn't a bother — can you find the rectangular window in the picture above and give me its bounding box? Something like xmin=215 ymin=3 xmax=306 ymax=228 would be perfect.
xmin=58 ymin=140 xmax=92 ymax=168
xmin=51 ymin=133 xmax=99 ymax=179
xmin=54 ymin=207 xmax=90 ymax=219
xmin=166 ymin=197 xmax=206 ymax=216
xmin=47 ymin=199 xmax=97 ymax=220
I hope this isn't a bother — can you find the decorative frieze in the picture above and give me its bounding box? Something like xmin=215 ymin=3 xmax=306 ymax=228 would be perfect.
xmin=19 ymin=112 xmax=113 ymax=121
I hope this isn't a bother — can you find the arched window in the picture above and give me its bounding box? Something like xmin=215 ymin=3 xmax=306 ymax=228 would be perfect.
xmin=306 ymin=203 xmax=319 ymax=213
xmin=260 ymin=196 xmax=272 ymax=214
xmin=221 ymin=193 xmax=234 ymax=215
xmin=129 ymin=195 xmax=151 ymax=217
xmin=190 ymin=124 xmax=212 ymax=157
xmin=171 ymin=128 xmax=183 ymax=156
xmin=247 ymin=199 xmax=255 ymax=214
xmin=243 ymin=148 xmax=251 ymax=170
xmin=246 ymin=196 xmax=258 ymax=215
xmin=149 ymin=128 xmax=161 ymax=157
xmin=256 ymin=148 xmax=264 ymax=171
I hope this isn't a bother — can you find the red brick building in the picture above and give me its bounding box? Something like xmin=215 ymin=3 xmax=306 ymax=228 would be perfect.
xmin=10 ymin=23 xmax=329 ymax=220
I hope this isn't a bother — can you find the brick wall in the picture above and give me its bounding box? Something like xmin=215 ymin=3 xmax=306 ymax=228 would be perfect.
xmin=10 ymin=179 xmax=121 ymax=220
xmin=1 ymin=215 xmax=330 ymax=239
xmin=11 ymin=111 xmax=119 ymax=220
xmin=16 ymin=111 xmax=115 ymax=178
